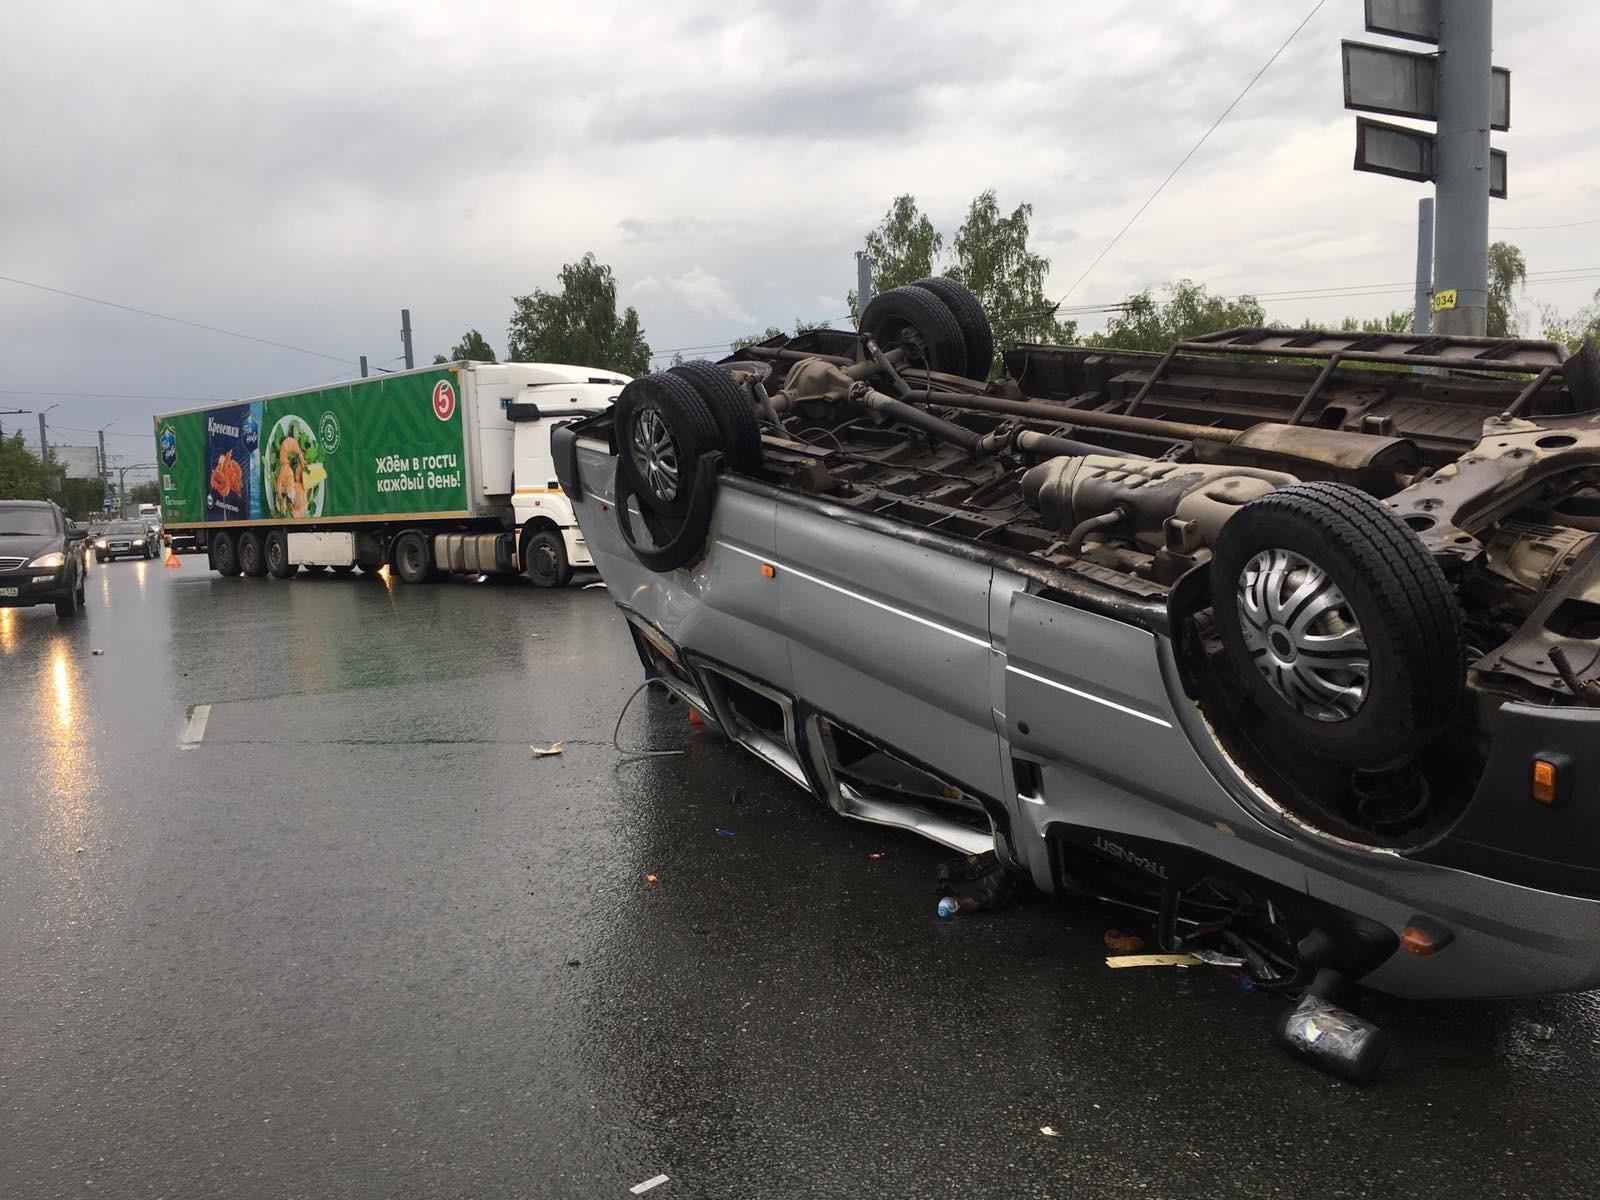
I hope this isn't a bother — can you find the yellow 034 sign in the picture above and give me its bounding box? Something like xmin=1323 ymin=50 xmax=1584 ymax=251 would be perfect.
xmin=1432 ymin=288 xmax=1459 ymax=312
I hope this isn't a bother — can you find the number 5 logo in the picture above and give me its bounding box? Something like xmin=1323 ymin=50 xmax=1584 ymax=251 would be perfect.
xmin=432 ymin=380 xmax=457 ymax=422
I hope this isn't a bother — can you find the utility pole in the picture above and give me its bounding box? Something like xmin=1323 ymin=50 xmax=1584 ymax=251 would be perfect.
xmin=400 ymin=310 xmax=414 ymax=370
xmin=1412 ymin=196 xmax=1435 ymax=337
xmin=116 ymin=463 xmax=155 ymax=504
xmin=856 ymin=255 xmax=873 ymax=320
xmin=38 ymin=412 xmax=49 ymax=462
xmin=0 ymin=407 xmax=26 ymax=439
xmin=1430 ymin=0 xmax=1493 ymax=336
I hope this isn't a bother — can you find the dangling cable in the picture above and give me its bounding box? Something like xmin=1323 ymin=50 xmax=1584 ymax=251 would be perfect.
xmin=612 ymin=678 xmax=690 ymax=758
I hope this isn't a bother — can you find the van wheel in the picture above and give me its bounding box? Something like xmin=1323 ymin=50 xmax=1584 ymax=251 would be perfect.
xmin=859 ymin=285 xmax=968 ymax=377
xmin=524 ymin=529 xmax=572 ymax=588
xmin=913 ymin=277 xmax=994 ymax=381
xmin=238 ymin=532 xmax=267 ymax=577
xmin=668 ymin=360 xmax=763 ymax=473
xmin=392 ymin=532 xmax=432 ymax=584
xmin=265 ymin=530 xmax=296 ymax=579
xmin=614 ymin=372 xmax=724 ymax=517
xmin=212 ymin=534 xmax=240 ymax=577
xmin=1211 ymin=482 xmax=1463 ymax=768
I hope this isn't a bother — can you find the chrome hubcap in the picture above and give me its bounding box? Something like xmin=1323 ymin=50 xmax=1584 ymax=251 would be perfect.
xmin=631 ymin=406 xmax=680 ymax=502
xmin=1237 ymin=548 xmax=1369 ymax=722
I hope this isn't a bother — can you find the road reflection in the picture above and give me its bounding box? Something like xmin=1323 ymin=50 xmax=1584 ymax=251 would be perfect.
xmin=0 ymin=606 xmax=15 ymax=653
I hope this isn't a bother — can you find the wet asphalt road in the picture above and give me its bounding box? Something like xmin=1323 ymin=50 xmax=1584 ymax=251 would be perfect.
xmin=3 ymin=555 xmax=1599 ymax=1199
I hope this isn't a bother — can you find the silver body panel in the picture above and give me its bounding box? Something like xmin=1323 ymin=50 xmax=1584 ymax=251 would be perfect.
xmin=572 ymin=438 xmax=1600 ymax=1000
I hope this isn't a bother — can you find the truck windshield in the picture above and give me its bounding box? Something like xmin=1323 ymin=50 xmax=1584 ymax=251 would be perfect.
xmin=0 ymin=507 xmax=58 ymax=535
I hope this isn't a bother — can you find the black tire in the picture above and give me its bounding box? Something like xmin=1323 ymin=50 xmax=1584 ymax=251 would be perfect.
xmin=859 ymin=285 xmax=968 ymax=377
xmin=614 ymin=372 xmax=725 ymax=517
xmin=1211 ymin=482 xmax=1464 ymax=768
xmin=392 ymin=532 xmax=432 ymax=584
xmin=212 ymin=534 xmax=241 ymax=578
xmin=238 ymin=531 xmax=267 ymax=578
xmin=669 ymin=360 xmax=762 ymax=473
xmin=913 ymin=277 xmax=994 ymax=381
xmin=265 ymin=529 xmax=295 ymax=579
xmin=524 ymin=529 xmax=573 ymax=588
xmin=55 ymin=588 xmax=80 ymax=619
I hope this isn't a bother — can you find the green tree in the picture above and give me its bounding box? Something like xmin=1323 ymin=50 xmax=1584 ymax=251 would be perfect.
xmin=1333 ymin=310 xmax=1412 ymax=334
xmin=128 ymin=481 xmax=161 ymax=505
xmin=0 ymin=432 xmax=48 ymax=500
xmin=505 ymin=253 xmax=652 ymax=376
xmin=848 ymin=195 xmax=943 ymax=322
xmin=1089 ymin=280 xmax=1267 ymax=353
xmin=1487 ymin=240 xmax=1527 ymax=338
xmin=947 ymin=191 xmax=1076 ymax=377
xmin=1537 ymin=289 xmax=1600 ymax=353
xmin=435 ymin=329 xmax=497 ymax=364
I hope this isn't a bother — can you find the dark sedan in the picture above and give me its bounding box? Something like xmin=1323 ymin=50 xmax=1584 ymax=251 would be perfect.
xmin=0 ymin=500 xmax=88 ymax=618
xmin=95 ymin=521 xmax=158 ymax=562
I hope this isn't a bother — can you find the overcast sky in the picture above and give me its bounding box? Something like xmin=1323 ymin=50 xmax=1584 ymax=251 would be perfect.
xmin=4 ymin=0 xmax=1597 ymax=476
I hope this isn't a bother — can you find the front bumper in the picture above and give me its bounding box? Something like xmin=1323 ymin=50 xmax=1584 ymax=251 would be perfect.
xmin=0 ymin=570 xmax=66 ymax=606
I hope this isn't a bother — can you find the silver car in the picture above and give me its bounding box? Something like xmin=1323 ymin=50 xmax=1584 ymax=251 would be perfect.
xmin=556 ymin=280 xmax=1600 ymax=1082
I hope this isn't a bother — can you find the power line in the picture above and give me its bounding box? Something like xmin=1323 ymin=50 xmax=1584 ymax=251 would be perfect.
xmin=1494 ymin=218 xmax=1600 ymax=232
xmin=1059 ymin=0 xmax=1329 ymax=303
xmin=0 ymin=388 xmax=227 ymax=402
xmin=0 ymin=274 xmax=355 ymax=365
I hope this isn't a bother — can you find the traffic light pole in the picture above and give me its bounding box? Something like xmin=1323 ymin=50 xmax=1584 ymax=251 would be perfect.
xmin=1431 ymin=0 xmax=1493 ymax=336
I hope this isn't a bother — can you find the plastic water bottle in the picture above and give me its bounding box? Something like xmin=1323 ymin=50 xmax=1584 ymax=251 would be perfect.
xmin=937 ymin=895 xmax=961 ymax=919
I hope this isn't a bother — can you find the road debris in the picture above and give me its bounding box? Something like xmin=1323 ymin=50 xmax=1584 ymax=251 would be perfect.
xmin=645 ymin=874 xmax=658 ymax=883
xmin=1528 ymin=1023 xmax=1556 ymax=1042
xmin=1105 ymin=953 xmax=1203 ymax=969
xmin=531 ymin=742 xmax=564 ymax=758
xmin=935 ymin=850 xmax=1016 ymax=915
xmin=629 ymin=1175 xmax=669 ymax=1195
xmin=90 ymin=649 xmax=104 ymax=656
xmin=715 ymin=827 xmax=737 ymax=839
xmin=1103 ymin=929 xmax=1146 ymax=955
xmin=1039 ymin=1126 xmax=1060 ymax=1137
xmin=868 ymin=852 xmax=885 ymax=861
xmin=583 ymin=581 xmax=608 ymax=590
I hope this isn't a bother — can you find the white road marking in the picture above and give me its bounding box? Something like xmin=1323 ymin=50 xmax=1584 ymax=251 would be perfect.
xmin=179 ymin=704 xmax=211 ymax=750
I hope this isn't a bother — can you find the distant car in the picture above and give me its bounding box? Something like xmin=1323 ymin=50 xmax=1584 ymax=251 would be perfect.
xmin=95 ymin=521 xmax=157 ymax=561
xmin=0 ymin=499 xmax=88 ymax=618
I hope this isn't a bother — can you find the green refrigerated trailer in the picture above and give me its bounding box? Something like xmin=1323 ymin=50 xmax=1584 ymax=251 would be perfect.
xmin=154 ymin=361 xmax=627 ymax=585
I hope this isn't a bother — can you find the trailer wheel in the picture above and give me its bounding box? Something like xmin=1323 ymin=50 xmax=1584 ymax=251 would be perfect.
xmin=211 ymin=533 xmax=241 ymax=577
xmin=859 ymin=285 xmax=968 ymax=378
xmin=238 ymin=531 xmax=267 ymax=578
xmin=668 ymin=360 xmax=763 ymax=473
xmin=614 ymin=372 xmax=724 ymax=517
xmin=392 ymin=531 xmax=432 ymax=584
xmin=265 ymin=530 xmax=295 ymax=579
xmin=1211 ymin=482 xmax=1464 ymax=768
xmin=524 ymin=529 xmax=572 ymax=588
xmin=913 ymin=277 xmax=994 ymax=381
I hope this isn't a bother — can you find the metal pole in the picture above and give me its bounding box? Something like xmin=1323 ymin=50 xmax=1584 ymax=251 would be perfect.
xmin=856 ymin=255 xmax=873 ymax=322
xmin=1413 ymin=197 xmax=1435 ymax=336
xmin=38 ymin=412 xmax=48 ymax=462
xmin=1431 ymin=0 xmax=1492 ymax=337
xmin=98 ymin=429 xmax=109 ymax=496
xmin=400 ymin=310 xmax=414 ymax=370
xmin=360 ymin=355 xmax=369 ymax=378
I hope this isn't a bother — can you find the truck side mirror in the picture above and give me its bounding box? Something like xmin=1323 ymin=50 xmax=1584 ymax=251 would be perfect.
xmin=506 ymin=401 xmax=542 ymax=422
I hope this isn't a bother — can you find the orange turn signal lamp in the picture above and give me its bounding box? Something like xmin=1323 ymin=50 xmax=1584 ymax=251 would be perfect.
xmin=1400 ymin=915 xmax=1454 ymax=957
xmin=1533 ymin=759 xmax=1558 ymax=806
xmin=760 ymin=562 xmax=776 ymax=578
